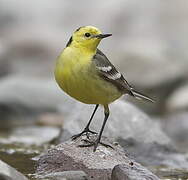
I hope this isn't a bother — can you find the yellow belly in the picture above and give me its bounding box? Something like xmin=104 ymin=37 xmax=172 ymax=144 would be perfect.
xmin=55 ymin=48 xmax=122 ymax=105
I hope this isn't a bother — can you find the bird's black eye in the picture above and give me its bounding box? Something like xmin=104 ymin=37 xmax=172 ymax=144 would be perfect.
xmin=85 ymin=33 xmax=91 ymax=37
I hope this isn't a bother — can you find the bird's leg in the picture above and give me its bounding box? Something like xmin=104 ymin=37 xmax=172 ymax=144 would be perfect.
xmin=72 ymin=104 xmax=99 ymax=140
xmin=79 ymin=105 xmax=113 ymax=152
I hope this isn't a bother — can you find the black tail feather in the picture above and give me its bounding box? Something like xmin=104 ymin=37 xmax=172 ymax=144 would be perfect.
xmin=131 ymin=89 xmax=155 ymax=103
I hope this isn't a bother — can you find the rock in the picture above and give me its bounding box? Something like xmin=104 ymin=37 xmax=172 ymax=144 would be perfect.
xmin=53 ymin=129 xmax=72 ymax=144
xmin=118 ymin=138 xmax=188 ymax=169
xmin=0 ymin=159 xmax=28 ymax=180
xmin=162 ymin=112 xmax=188 ymax=152
xmin=36 ymin=112 xmax=64 ymax=127
xmin=37 ymin=171 xmax=88 ymax=180
xmin=0 ymin=76 xmax=72 ymax=128
xmin=0 ymin=174 xmax=12 ymax=180
xmin=165 ymin=83 xmax=188 ymax=112
xmin=36 ymin=135 xmax=128 ymax=179
xmin=0 ymin=126 xmax=60 ymax=145
xmin=0 ymin=40 xmax=11 ymax=79
xmin=1 ymin=25 xmax=63 ymax=78
xmin=36 ymin=135 xmax=159 ymax=180
xmin=0 ymin=57 xmax=12 ymax=79
xmin=63 ymin=100 xmax=170 ymax=145
xmin=0 ymin=76 xmax=63 ymax=112
xmin=116 ymin=43 xmax=187 ymax=90
xmin=111 ymin=163 xmax=159 ymax=180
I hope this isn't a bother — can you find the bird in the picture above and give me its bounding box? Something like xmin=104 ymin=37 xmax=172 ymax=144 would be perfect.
xmin=54 ymin=26 xmax=154 ymax=152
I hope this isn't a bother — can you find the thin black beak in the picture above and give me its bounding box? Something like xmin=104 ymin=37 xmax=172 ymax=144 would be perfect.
xmin=93 ymin=34 xmax=112 ymax=39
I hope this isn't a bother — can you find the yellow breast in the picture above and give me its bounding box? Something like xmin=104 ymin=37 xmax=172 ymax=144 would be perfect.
xmin=55 ymin=47 xmax=122 ymax=105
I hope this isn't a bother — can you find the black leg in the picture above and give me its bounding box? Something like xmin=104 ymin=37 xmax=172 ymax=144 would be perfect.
xmin=72 ymin=104 xmax=99 ymax=140
xmin=79 ymin=105 xmax=113 ymax=152
xmin=95 ymin=105 xmax=109 ymax=145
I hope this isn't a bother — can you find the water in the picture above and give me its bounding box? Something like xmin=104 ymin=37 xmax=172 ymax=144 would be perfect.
xmin=0 ymin=142 xmax=42 ymax=179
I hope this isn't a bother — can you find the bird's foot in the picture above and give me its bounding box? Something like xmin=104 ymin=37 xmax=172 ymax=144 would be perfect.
xmin=72 ymin=128 xmax=97 ymax=140
xmin=79 ymin=139 xmax=113 ymax=152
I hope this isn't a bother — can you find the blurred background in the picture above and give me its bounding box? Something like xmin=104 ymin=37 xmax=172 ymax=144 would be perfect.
xmin=0 ymin=0 xmax=188 ymax=178
xmin=0 ymin=0 xmax=188 ymax=115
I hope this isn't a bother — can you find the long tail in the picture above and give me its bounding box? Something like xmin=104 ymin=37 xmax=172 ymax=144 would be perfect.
xmin=131 ymin=88 xmax=155 ymax=103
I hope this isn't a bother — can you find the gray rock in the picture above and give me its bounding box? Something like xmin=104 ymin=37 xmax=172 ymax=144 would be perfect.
xmin=165 ymin=83 xmax=188 ymax=112
xmin=63 ymin=100 xmax=170 ymax=145
xmin=0 ymin=76 xmax=72 ymax=127
xmin=116 ymin=46 xmax=187 ymax=90
xmin=0 ymin=41 xmax=11 ymax=79
xmin=118 ymin=138 xmax=188 ymax=169
xmin=0 ymin=159 xmax=28 ymax=180
xmin=111 ymin=163 xmax=159 ymax=180
xmin=36 ymin=135 xmax=159 ymax=180
xmin=0 ymin=126 xmax=60 ymax=145
xmin=2 ymin=26 xmax=62 ymax=78
xmin=36 ymin=135 xmax=130 ymax=180
xmin=0 ymin=174 xmax=12 ymax=180
xmin=54 ymin=129 xmax=72 ymax=144
xmin=162 ymin=112 xmax=188 ymax=152
xmin=38 ymin=171 xmax=87 ymax=180
xmin=0 ymin=76 xmax=63 ymax=111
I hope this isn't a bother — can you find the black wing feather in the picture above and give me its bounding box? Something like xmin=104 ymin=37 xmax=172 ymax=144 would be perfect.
xmin=93 ymin=49 xmax=134 ymax=96
xmin=93 ymin=49 xmax=154 ymax=102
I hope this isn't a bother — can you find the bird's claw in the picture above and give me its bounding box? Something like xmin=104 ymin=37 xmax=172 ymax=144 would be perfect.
xmin=72 ymin=128 xmax=97 ymax=140
xmin=79 ymin=139 xmax=113 ymax=152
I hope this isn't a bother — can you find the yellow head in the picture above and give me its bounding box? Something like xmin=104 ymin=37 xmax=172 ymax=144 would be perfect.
xmin=66 ymin=26 xmax=112 ymax=51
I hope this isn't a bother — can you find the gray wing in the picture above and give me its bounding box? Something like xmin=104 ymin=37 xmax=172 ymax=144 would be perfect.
xmin=92 ymin=49 xmax=154 ymax=102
